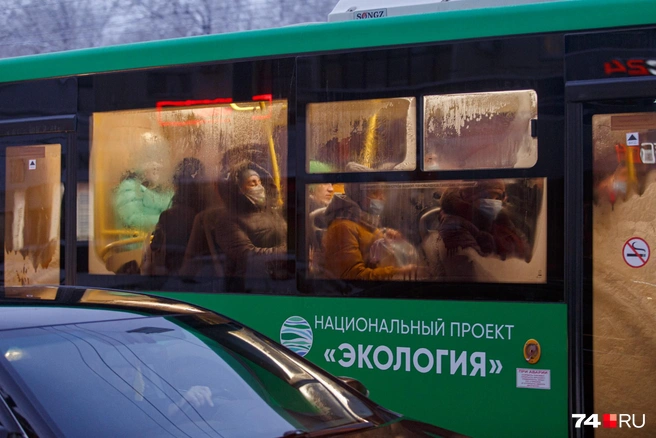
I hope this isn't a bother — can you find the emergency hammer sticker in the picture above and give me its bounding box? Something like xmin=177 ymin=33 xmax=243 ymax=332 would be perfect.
xmin=622 ymin=237 xmax=650 ymax=268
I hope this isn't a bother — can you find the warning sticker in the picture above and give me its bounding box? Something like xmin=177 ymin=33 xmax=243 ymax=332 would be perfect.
xmin=626 ymin=132 xmax=639 ymax=146
xmin=28 ymin=159 xmax=36 ymax=170
xmin=622 ymin=237 xmax=650 ymax=268
xmin=516 ymin=368 xmax=551 ymax=390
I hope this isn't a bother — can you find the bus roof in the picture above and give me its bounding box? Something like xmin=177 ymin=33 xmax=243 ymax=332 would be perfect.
xmin=0 ymin=0 xmax=652 ymax=84
xmin=328 ymin=0 xmax=567 ymax=22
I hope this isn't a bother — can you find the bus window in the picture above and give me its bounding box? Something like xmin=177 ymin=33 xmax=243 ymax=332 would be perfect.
xmin=307 ymin=178 xmax=546 ymax=284
xmin=306 ymin=97 xmax=416 ymax=173
xmin=423 ymin=90 xmax=537 ymax=171
xmin=4 ymin=145 xmax=62 ymax=286
xmin=88 ymin=100 xmax=288 ymax=279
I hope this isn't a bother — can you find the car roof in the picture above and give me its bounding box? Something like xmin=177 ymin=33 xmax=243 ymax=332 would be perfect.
xmin=0 ymin=285 xmax=209 ymax=331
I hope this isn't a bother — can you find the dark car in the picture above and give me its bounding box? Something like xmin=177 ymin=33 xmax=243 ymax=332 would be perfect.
xmin=0 ymin=286 xmax=467 ymax=438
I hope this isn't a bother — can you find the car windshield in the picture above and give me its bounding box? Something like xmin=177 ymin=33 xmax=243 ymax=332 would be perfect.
xmin=0 ymin=312 xmax=375 ymax=438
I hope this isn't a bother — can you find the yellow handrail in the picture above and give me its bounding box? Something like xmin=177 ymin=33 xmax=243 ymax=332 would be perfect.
xmin=262 ymin=101 xmax=283 ymax=207
xmin=361 ymin=112 xmax=378 ymax=168
xmin=99 ymin=234 xmax=148 ymax=259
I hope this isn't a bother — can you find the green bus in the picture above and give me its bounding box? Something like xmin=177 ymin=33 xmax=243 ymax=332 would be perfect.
xmin=0 ymin=0 xmax=655 ymax=436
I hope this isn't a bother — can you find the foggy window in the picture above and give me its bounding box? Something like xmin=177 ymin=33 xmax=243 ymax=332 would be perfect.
xmin=306 ymin=97 xmax=416 ymax=173
xmin=307 ymin=178 xmax=547 ymax=284
xmin=423 ymin=90 xmax=538 ymax=171
xmin=88 ymin=100 xmax=288 ymax=281
xmin=4 ymin=144 xmax=62 ymax=286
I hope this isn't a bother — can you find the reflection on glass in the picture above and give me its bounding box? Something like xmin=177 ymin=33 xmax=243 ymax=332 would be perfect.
xmin=307 ymin=178 xmax=547 ymax=283
xmin=423 ymin=90 xmax=537 ymax=170
xmin=306 ymin=97 xmax=416 ymax=173
xmin=88 ymin=100 xmax=288 ymax=278
xmin=4 ymin=145 xmax=62 ymax=286
xmin=591 ymin=112 xmax=656 ymax=435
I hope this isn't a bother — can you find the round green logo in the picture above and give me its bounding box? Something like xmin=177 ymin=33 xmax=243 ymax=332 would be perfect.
xmin=280 ymin=316 xmax=313 ymax=357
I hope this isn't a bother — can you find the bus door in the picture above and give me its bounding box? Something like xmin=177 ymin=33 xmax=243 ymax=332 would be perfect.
xmin=0 ymin=117 xmax=75 ymax=287
xmin=566 ymin=27 xmax=656 ymax=437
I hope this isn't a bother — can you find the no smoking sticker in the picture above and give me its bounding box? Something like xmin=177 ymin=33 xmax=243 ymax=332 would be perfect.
xmin=623 ymin=237 xmax=650 ymax=268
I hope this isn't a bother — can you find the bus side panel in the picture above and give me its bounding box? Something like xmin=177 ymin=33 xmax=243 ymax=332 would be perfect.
xmin=158 ymin=292 xmax=568 ymax=438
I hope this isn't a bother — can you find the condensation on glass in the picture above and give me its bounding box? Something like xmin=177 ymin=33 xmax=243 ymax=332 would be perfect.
xmin=88 ymin=100 xmax=288 ymax=277
xmin=423 ymin=90 xmax=538 ymax=170
xmin=306 ymin=97 xmax=416 ymax=173
xmin=307 ymin=178 xmax=547 ymax=283
xmin=591 ymin=112 xmax=656 ymax=435
xmin=4 ymin=145 xmax=62 ymax=286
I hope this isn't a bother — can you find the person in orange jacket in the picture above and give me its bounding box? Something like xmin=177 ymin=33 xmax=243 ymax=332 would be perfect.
xmin=322 ymin=183 xmax=415 ymax=281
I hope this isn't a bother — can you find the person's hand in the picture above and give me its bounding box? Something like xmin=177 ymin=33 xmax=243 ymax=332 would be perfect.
xmin=398 ymin=264 xmax=416 ymax=273
xmin=184 ymin=386 xmax=214 ymax=409
xmin=382 ymin=228 xmax=402 ymax=240
xmin=396 ymin=264 xmax=417 ymax=280
xmin=169 ymin=386 xmax=213 ymax=415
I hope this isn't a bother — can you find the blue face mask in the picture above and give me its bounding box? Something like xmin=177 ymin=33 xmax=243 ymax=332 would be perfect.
xmin=478 ymin=198 xmax=503 ymax=220
xmin=368 ymin=199 xmax=385 ymax=216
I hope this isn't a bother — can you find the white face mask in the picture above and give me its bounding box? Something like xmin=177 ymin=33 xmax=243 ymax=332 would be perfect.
xmin=478 ymin=198 xmax=503 ymax=220
xmin=613 ymin=180 xmax=627 ymax=195
xmin=245 ymin=184 xmax=266 ymax=206
xmin=367 ymin=199 xmax=385 ymax=216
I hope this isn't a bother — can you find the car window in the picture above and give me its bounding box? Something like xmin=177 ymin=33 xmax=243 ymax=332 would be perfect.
xmin=0 ymin=314 xmax=374 ymax=438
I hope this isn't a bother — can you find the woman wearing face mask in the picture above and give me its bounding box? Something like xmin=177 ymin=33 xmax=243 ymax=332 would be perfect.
xmin=437 ymin=179 xmax=529 ymax=261
xmin=322 ymin=183 xmax=416 ymax=281
xmin=213 ymin=163 xmax=287 ymax=290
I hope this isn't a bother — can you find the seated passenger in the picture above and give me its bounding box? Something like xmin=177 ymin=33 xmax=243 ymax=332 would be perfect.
xmin=214 ymin=163 xmax=287 ymax=289
xmin=113 ymin=161 xmax=173 ymax=233
xmin=143 ymin=157 xmax=210 ymax=275
xmin=308 ymin=183 xmax=334 ymax=212
xmin=179 ymin=206 xmax=228 ymax=278
xmin=307 ymin=183 xmax=335 ymax=274
xmin=437 ymin=179 xmax=530 ymax=261
xmin=322 ymin=184 xmax=416 ymax=280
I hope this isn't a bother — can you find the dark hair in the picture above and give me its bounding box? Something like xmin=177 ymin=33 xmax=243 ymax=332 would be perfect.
xmin=172 ymin=157 xmax=207 ymax=210
xmin=173 ymin=157 xmax=204 ymax=186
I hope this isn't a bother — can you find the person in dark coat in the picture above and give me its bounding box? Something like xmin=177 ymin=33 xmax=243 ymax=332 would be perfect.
xmin=437 ymin=179 xmax=530 ymax=261
xmin=144 ymin=157 xmax=210 ymax=275
xmin=214 ymin=162 xmax=287 ymax=290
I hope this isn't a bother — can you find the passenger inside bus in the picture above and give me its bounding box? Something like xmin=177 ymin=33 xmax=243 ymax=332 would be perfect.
xmin=142 ymin=157 xmax=212 ymax=276
xmin=178 ymin=138 xmax=290 ymax=285
xmin=307 ymin=183 xmax=335 ymax=275
xmin=110 ymin=160 xmax=174 ymax=274
xmin=437 ymin=179 xmax=529 ymax=261
xmin=308 ymin=183 xmax=335 ymax=211
xmin=322 ymin=183 xmax=416 ymax=281
xmin=113 ymin=161 xmax=174 ymax=235
xmin=421 ymin=179 xmax=535 ymax=282
xmin=212 ymin=162 xmax=287 ymax=290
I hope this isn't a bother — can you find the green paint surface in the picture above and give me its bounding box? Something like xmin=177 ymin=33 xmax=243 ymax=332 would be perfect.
xmin=156 ymin=292 xmax=568 ymax=438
